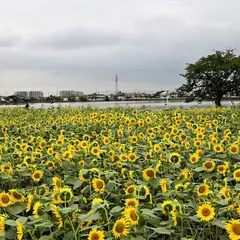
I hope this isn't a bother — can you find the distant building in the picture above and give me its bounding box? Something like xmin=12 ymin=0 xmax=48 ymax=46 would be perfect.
xmin=29 ymin=91 xmax=44 ymax=99
xmin=59 ymin=90 xmax=83 ymax=98
xmin=14 ymin=91 xmax=28 ymax=98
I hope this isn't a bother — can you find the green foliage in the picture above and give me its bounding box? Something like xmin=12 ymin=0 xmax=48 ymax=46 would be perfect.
xmin=178 ymin=49 xmax=240 ymax=106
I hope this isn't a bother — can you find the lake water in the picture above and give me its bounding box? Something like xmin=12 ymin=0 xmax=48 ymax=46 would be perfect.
xmin=0 ymin=100 xmax=239 ymax=109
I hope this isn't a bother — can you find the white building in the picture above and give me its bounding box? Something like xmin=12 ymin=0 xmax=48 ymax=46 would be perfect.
xmin=59 ymin=90 xmax=83 ymax=97
xmin=14 ymin=91 xmax=28 ymax=98
xmin=29 ymin=91 xmax=44 ymax=99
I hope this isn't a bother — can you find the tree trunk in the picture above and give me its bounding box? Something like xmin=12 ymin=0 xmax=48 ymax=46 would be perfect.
xmin=215 ymin=96 xmax=222 ymax=107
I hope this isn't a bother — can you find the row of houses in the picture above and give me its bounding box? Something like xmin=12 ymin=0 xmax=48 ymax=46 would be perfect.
xmin=14 ymin=90 xmax=84 ymax=100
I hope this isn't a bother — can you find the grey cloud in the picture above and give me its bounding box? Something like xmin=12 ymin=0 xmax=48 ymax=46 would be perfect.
xmin=0 ymin=0 xmax=240 ymax=95
xmin=0 ymin=30 xmax=21 ymax=47
xmin=29 ymin=27 xmax=139 ymax=49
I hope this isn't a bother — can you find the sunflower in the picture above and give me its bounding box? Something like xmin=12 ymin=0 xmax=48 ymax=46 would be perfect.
xmin=213 ymin=144 xmax=224 ymax=153
xmin=161 ymin=200 xmax=176 ymax=214
xmin=197 ymin=203 xmax=215 ymax=222
xmin=217 ymin=164 xmax=228 ymax=176
xmin=170 ymin=153 xmax=181 ymax=164
xmin=47 ymin=147 xmax=54 ymax=155
xmin=52 ymin=176 xmax=62 ymax=190
xmin=125 ymin=198 xmax=139 ymax=208
xmin=153 ymin=144 xmax=161 ymax=152
xmin=33 ymin=201 xmax=42 ymax=219
xmin=50 ymin=204 xmax=63 ymax=229
xmin=0 ymin=192 xmax=12 ymax=207
xmin=0 ymin=214 xmax=7 ymax=233
xmin=80 ymin=220 xmax=92 ymax=229
xmin=91 ymin=147 xmax=101 ymax=157
xmin=46 ymin=161 xmax=55 ymax=169
xmin=197 ymin=182 xmax=212 ymax=196
xmin=142 ymin=168 xmax=156 ymax=181
xmin=16 ymin=222 xmax=23 ymax=240
xmin=52 ymin=192 xmax=62 ymax=204
xmin=160 ymin=179 xmax=167 ymax=193
xmin=26 ymin=194 xmax=33 ymax=213
xmin=92 ymin=178 xmax=105 ymax=194
xmin=125 ymin=185 xmax=137 ymax=195
xmin=32 ymin=170 xmax=43 ymax=182
xmin=128 ymin=153 xmax=137 ymax=162
xmin=175 ymin=183 xmax=184 ymax=191
xmin=88 ymin=229 xmax=104 ymax=240
xmin=129 ymin=135 xmax=138 ymax=144
xmin=124 ymin=207 xmax=139 ymax=225
xmin=119 ymin=154 xmax=128 ymax=162
xmin=220 ymin=186 xmax=231 ymax=201
xmin=92 ymin=198 xmax=104 ymax=206
xmin=112 ymin=218 xmax=130 ymax=239
xmin=78 ymin=160 xmax=85 ymax=166
xmin=189 ymin=153 xmax=199 ymax=164
xmin=170 ymin=210 xmax=177 ymax=226
xmin=229 ymin=144 xmax=239 ymax=155
xmin=9 ymin=189 xmax=25 ymax=203
xmin=226 ymin=219 xmax=240 ymax=240
xmin=103 ymin=136 xmax=110 ymax=145
xmin=59 ymin=187 xmax=73 ymax=203
xmin=233 ymin=169 xmax=240 ymax=181
xmin=202 ymin=161 xmax=216 ymax=172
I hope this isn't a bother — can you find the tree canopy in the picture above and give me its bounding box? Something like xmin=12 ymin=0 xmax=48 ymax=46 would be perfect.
xmin=177 ymin=49 xmax=240 ymax=106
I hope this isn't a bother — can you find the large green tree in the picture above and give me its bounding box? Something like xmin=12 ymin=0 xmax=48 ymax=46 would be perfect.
xmin=177 ymin=49 xmax=240 ymax=106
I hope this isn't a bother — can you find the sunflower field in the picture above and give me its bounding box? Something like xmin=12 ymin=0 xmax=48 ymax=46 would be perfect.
xmin=0 ymin=106 xmax=240 ymax=240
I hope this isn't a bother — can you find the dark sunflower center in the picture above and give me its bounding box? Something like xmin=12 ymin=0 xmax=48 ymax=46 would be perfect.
xmin=146 ymin=170 xmax=154 ymax=178
xmin=34 ymin=173 xmax=40 ymax=178
xmin=205 ymin=162 xmax=213 ymax=169
xmin=232 ymin=224 xmax=240 ymax=235
xmin=235 ymin=171 xmax=240 ymax=178
xmin=202 ymin=208 xmax=210 ymax=216
xmin=12 ymin=192 xmax=22 ymax=199
xmin=116 ymin=222 xmax=125 ymax=233
xmin=127 ymin=187 xmax=134 ymax=194
xmin=130 ymin=210 xmax=138 ymax=221
xmin=198 ymin=186 xmax=207 ymax=194
xmin=91 ymin=233 xmax=100 ymax=240
xmin=129 ymin=155 xmax=135 ymax=160
xmin=128 ymin=201 xmax=135 ymax=206
xmin=96 ymin=181 xmax=103 ymax=189
xmin=1 ymin=195 xmax=10 ymax=203
xmin=231 ymin=147 xmax=237 ymax=153
xmin=218 ymin=166 xmax=224 ymax=172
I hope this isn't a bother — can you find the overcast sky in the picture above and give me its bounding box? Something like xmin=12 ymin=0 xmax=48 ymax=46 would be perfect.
xmin=0 ymin=0 xmax=239 ymax=96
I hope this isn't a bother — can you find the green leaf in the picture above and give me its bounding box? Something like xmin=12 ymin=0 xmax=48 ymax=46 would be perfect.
xmin=149 ymin=227 xmax=174 ymax=235
xmin=16 ymin=217 xmax=28 ymax=225
xmin=39 ymin=236 xmax=52 ymax=240
xmin=78 ymin=212 xmax=100 ymax=222
xmin=110 ymin=206 xmax=123 ymax=215
xmin=106 ymin=181 xmax=116 ymax=191
xmin=194 ymin=167 xmax=204 ymax=172
xmin=7 ymin=203 xmax=26 ymax=215
xmin=60 ymin=207 xmax=73 ymax=214
xmin=216 ymin=199 xmax=228 ymax=206
xmin=211 ymin=219 xmax=226 ymax=229
xmin=141 ymin=209 xmax=158 ymax=218
xmin=188 ymin=215 xmax=201 ymax=223
xmin=64 ymin=176 xmax=78 ymax=185
xmin=35 ymin=220 xmax=53 ymax=228
xmin=73 ymin=180 xmax=83 ymax=190
xmin=5 ymin=220 xmax=17 ymax=227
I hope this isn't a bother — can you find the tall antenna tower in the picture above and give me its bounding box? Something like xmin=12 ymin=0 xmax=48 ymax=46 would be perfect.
xmin=115 ymin=74 xmax=119 ymax=95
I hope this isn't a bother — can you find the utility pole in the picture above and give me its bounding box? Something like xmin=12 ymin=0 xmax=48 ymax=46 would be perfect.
xmin=115 ymin=74 xmax=119 ymax=95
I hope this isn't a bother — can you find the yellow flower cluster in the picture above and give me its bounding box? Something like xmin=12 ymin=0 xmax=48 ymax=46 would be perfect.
xmin=0 ymin=106 xmax=239 ymax=239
